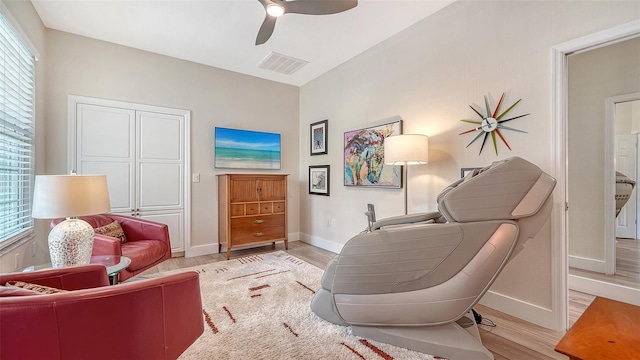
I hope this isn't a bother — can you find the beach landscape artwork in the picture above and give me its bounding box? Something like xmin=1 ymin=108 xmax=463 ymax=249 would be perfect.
xmin=215 ymin=127 xmax=281 ymax=169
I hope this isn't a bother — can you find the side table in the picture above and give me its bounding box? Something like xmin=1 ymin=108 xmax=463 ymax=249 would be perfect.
xmin=90 ymin=255 xmax=131 ymax=285
xmin=22 ymin=255 xmax=131 ymax=285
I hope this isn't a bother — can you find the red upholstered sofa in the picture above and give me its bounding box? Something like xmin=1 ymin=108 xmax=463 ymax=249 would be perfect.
xmin=0 ymin=264 xmax=204 ymax=360
xmin=52 ymin=214 xmax=172 ymax=282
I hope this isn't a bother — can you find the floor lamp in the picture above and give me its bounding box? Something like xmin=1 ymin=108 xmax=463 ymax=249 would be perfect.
xmin=384 ymin=134 xmax=429 ymax=215
xmin=32 ymin=174 xmax=111 ymax=268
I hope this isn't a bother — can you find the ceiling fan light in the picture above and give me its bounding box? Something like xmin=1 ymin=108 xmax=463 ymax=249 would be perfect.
xmin=267 ymin=4 xmax=284 ymax=17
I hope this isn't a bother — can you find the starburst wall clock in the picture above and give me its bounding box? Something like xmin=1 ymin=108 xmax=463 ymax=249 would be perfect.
xmin=459 ymin=92 xmax=529 ymax=155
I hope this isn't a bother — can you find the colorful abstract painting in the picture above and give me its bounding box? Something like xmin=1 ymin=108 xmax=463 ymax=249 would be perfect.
xmin=343 ymin=120 xmax=402 ymax=187
xmin=215 ymin=127 xmax=281 ymax=169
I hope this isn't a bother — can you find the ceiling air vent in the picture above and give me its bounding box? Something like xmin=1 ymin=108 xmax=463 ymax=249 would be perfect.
xmin=258 ymin=52 xmax=308 ymax=75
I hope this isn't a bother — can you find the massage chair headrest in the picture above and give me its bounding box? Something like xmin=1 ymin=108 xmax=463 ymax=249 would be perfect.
xmin=437 ymin=157 xmax=556 ymax=223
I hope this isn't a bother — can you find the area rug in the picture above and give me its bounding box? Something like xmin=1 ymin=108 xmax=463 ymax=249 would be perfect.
xmin=156 ymin=251 xmax=436 ymax=360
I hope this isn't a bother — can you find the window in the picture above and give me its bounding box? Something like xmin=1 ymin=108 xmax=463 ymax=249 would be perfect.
xmin=0 ymin=11 xmax=35 ymax=249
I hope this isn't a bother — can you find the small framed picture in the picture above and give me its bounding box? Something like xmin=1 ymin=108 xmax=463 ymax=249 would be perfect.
xmin=310 ymin=119 xmax=328 ymax=155
xmin=309 ymin=165 xmax=330 ymax=196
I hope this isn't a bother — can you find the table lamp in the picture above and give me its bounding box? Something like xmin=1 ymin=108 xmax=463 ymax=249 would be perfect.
xmin=384 ymin=134 xmax=429 ymax=215
xmin=32 ymin=174 xmax=111 ymax=268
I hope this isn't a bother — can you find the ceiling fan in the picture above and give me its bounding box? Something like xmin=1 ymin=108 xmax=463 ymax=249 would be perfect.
xmin=255 ymin=0 xmax=358 ymax=45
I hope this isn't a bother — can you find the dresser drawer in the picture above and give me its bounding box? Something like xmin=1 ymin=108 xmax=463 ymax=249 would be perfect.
xmin=230 ymin=203 xmax=260 ymax=216
xmin=231 ymin=214 xmax=285 ymax=229
xmin=273 ymin=201 xmax=285 ymax=213
xmin=230 ymin=204 xmax=244 ymax=217
xmin=260 ymin=202 xmax=272 ymax=214
xmin=231 ymin=226 xmax=285 ymax=245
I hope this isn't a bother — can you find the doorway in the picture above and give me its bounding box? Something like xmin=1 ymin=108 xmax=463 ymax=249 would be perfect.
xmin=611 ymin=97 xmax=640 ymax=262
xmin=552 ymin=20 xmax=640 ymax=331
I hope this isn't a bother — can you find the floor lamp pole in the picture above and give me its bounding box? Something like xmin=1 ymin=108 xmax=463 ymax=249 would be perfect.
xmin=403 ymin=162 xmax=409 ymax=215
xmin=384 ymin=134 xmax=429 ymax=216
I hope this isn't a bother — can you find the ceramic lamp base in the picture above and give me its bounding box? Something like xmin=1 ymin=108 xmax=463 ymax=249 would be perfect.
xmin=48 ymin=218 xmax=94 ymax=268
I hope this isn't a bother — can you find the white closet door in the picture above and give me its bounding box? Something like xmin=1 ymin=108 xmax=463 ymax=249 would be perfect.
xmin=76 ymin=104 xmax=136 ymax=213
xmin=136 ymin=111 xmax=184 ymax=211
xmin=615 ymin=134 xmax=637 ymax=239
xmin=71 ymin=96 xmax=190 ymax=255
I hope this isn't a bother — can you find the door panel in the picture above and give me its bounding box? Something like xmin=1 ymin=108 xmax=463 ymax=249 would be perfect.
xmin=259 ymin=178 xmax=286 ymax=201
xmin=77 ymin=104 xmax=134 ymax=159
xmin=81 ymin=161 xmax=134 ymax=212
xmin=230 ymin=178 xmax=259 ymax=203
xmin=137 ymin=111 xmax=183 ymax=161
xmin=76 ymin=103 xmax=136 ymax=213
xmin=138 ymin=163 xmax=182 ymax=209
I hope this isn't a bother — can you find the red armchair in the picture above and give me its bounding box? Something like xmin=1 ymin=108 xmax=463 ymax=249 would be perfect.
xmin=52 ymin=214 xmax=172 ymax=282
xmin=0 ymin=264 xmax=203 ymax=360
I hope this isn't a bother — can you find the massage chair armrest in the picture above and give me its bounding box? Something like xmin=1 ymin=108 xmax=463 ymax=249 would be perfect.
xmin=0 ymin=264 xmax=110 ymax=290
xmin=371 ymin=211 xmax=444 ymax=230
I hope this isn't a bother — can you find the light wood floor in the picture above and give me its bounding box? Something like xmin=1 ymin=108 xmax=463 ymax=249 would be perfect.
xmin=569 ymin=238 xmax=640 ymax=288
xmin=141 ymin=241 xmax=581 ymax=360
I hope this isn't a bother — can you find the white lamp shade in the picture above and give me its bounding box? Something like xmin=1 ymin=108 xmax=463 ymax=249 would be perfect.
xmin=384 ymin=134 xmax=429 ymax=165
xmin=32 ymin=175 xmax=111 ymax=219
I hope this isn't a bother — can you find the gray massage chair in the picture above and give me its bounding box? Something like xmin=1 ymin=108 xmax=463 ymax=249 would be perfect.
xmin=311 ymin=157 xmax=556 ymax=360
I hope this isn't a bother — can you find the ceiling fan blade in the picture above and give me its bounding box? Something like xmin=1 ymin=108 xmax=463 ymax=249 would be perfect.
xmin=256 ymin=15 xmax=277 ymax=45
xmin=283 ymin=0 xmax=358 ymax=15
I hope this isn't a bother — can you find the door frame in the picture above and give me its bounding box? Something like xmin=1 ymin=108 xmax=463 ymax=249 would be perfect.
xmin=67 ymin=95 xmax=192 ymax=256
xmin=552 ymin=19 xmax=640 ymax=330
xmin=613 ymin=133 xmax=638 ymax=240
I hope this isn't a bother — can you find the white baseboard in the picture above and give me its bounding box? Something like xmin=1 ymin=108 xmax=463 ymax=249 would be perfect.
xmin=185 ymin=243 xmax=219 ymax=257
xmin=479 ymin=291 xmax=555 ymax=329
xmin=568 ymin=255 xmax=606 ymax=273
xmin=185 ymin=233 xmax=300 ymax=258
xmin=299 ymin=233 xmax=342 ymax=254
xmin=568 ymin=274 xmax=640 ymax=306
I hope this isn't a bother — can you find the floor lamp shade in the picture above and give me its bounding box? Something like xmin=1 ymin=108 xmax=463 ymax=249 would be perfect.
xmin=384 ymin=134 xmax=429 ymax=215
xmin=32 ymin=175 xmax=111 ymax=268
xmin=384 ymin=134 xmax=429 ymax=165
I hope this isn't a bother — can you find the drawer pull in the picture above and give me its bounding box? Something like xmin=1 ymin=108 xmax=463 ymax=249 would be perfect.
xmin=253 ymin=220 xmax=265 ymax=224
xmin=254 ymin=232 xmax=265 ymax=237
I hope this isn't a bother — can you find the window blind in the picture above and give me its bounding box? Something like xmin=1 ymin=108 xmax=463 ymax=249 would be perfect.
xmin=0 ymin=12 xmax=35 ymax=248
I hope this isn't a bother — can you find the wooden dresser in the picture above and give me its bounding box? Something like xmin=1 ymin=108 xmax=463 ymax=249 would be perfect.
xmin=217 ymin=174 xmax=288 ymax=259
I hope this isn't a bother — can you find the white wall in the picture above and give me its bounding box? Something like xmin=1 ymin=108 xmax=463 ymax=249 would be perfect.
xmin=0 ymin=0 xmax=49 ymax=272
xmin=299 ymin=0 xmax=639 ymax=328
xmin=43 ymin=30 xmax=300 ymax=256
xmin=567 ymin=37 xmax=640 ymax=270
xmin=615 ymin=100 xmax=640 ymax=135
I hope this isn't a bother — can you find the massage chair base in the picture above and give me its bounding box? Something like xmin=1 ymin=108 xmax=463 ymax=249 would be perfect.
xmin=351 ymin=312 xmax=494 ymax=360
